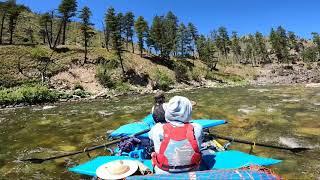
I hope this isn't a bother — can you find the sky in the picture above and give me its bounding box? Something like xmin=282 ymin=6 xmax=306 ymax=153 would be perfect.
xmin=12 ymin=0 xmax=320 ymax=38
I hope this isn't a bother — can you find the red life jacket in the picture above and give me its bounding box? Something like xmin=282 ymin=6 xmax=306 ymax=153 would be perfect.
xmin=151 ymin=123 xmax=202 ymax=172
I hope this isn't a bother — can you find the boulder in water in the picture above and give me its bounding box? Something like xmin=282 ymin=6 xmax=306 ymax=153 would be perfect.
xmin=279 ymin=137 xmax=300 ymax=148
xmin=42 ymin=105 xmax=57 ymax=110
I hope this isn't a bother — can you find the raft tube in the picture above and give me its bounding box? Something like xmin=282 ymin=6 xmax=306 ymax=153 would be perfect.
xmin=69 ymin=150 xmax=281 ymax=177
xmin=109 ymin=114 xmax=227 ymax=139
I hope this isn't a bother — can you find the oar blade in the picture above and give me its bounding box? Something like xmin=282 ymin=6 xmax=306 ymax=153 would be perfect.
xmin=21 ymin=158 xmax=45 ymax=164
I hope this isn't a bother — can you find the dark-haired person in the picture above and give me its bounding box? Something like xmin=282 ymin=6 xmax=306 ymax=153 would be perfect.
xmin=151 ymin=91 xmax=167 ymax=124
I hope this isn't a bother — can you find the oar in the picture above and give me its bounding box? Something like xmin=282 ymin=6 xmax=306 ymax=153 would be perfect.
xmin=21 ymin=129 xmax=150 ymax=164
xmin=210 ymin=134 xmax=311 ymax=153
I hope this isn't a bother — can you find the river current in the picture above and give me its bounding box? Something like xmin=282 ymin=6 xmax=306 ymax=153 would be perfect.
xmin=0 ymin=85 xmax=319 ymax=179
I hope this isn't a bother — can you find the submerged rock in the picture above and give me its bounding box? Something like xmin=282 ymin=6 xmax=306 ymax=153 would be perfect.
xmin=97 ymin=111 xmax=114 ymax=116
xmin=267 ymin=107 xmax=276 ymax=112
xmin=238 ymin=106 xmax=256 ymax=114
xmin=42 ymin=105 xmax=57 ymax=110
xmin=248 ymin=88 xmax=270 ymax=92
xmin=58 ymin=145 xmax=77 ymax=152
xmin=282 ymin=99 xmax=300 ymax=102
xmin=279 ymin=137 xmax=300 ymax=148
xmin=305 ymin=83 xmax=320 ymax=88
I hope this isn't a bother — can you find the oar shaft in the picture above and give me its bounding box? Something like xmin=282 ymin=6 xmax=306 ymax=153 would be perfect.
xmin=211 ymin=134 xmax=294 ymax=151
xmin=26 ymin=129 xmax=150 ymax=163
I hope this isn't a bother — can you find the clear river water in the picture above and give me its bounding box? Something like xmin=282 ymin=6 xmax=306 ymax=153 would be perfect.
xmin=0 ymin=85 xmax=319 ymax=179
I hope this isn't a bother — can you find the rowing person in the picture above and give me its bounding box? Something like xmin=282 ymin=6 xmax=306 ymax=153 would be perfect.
xmin=151 ymin=91 xmax=167 ymax=124
xmin=149 ymin=96 xmax=203 ymax=174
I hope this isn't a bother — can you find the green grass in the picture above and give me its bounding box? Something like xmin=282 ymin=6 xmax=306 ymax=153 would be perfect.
xmin=0 ymin=85 xmax=59 ymax=106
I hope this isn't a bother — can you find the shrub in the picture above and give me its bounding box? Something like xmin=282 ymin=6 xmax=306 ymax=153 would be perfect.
xmin=30 ymin=46 xmax=50 ymax=60
xmin=205 ymin=71 xmax=245 ymax=84
xmin=114 ymin=81 xmax=131 ymax=92
xmin=302 ymin=47 xmax=318 ymax=63
xmin=0 ymin=85 xmax=59 ymax=106
xmin=73 ymin=82 xmax=84 ymax=91
xmin=191 ymin=68 xmax=204 ymax=82
xmin=174 ymin=61 xmax=190 ymax=82
xmin=97 ymin=53 xmax=119 ymax=69
xmin=73 ymin=89 xmax=90 ymax=98
xmin=96 ymin=65 xmax=114 ymax=88
xmin=107 ymin=55 xmax=120 ymax=69
xmin=153 ymin=69 xmax=174 ymax=91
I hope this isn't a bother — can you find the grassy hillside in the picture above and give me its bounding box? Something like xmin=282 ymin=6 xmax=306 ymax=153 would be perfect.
xmin=0 ymin=45 xmax=248 ymax=92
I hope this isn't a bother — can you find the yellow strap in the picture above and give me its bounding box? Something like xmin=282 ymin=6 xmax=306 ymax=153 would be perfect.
xmin=213 ymin=140 xmax=224 ymax=149
xmin=252 ymin=142 xmax=256 ymax=149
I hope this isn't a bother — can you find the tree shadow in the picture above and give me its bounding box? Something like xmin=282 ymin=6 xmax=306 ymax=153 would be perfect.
xmin=176 ymin=59 xmax=195 ymax=70
xmin=53 ymin=47 xmax=71 ymax=53
xmin=125 ymin=68 xmax=149 ymax=87
xmin=143 ymin=55 xmax=175 ymax=70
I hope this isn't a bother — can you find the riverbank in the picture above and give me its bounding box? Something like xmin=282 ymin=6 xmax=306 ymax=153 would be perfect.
xmin=0 ymin=78 xmax=246 ymax=109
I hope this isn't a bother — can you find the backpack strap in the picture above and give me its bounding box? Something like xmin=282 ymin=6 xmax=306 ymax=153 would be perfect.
xmin=186 ymin=124 xmax=202 ymax=166
xmin=152 ymin=123 xmax=170 ymax=170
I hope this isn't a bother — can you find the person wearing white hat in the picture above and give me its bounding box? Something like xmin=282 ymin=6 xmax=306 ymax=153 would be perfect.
xmin=148 ymin=96 xmax=203 ymax=174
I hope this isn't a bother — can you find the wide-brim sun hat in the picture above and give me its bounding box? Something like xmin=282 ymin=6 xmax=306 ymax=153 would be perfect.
xmin=96 ymin=160 xmax=138 ymax=180
xmin=165 ymin=96 xmax=192 ymax=123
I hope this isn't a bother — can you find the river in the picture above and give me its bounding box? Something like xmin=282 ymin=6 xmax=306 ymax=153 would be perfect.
xmin=0 ymin=85 xmax=319 ymax=179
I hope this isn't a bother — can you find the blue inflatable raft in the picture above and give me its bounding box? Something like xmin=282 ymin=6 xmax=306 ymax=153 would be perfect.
xmin=69 ymin=115 xmax=282 ymax=178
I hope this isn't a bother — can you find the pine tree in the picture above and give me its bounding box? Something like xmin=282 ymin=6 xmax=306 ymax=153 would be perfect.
xmin=269 ymin=26 xmax=289 ymax=63
xmin=163 ymin=11 xmax=178 ymax=59
xmin=79 ymin=6 xmax=94 ymax=64
xmin=311 ymin=32 xmax=320 ymax=56
xmin=7 ymin=0 xmax=25 ymax=45
xmin=106 ymin=7 xmax=125 ymax=76
xmin=103 ymin=13 xmax=110 ymax=50
xmin=134 ymin=16 xmax=148 ymax=57
xmin=241 ymin=34 xmax=256 ymax=65
xmin=231 ymin=31 xmax=241 ymax=63
xmin=124 ymin=12 xmax=135 ymax=52
xmin=197 ymin=35 xmax=217 ymax=71
xmin=39 ymin=13 xmax=53 ymax=48
xmin=288 ymin=31 xmax=299 ymax=52
xmin=150 ymin=15 xmax=164 ymax=55
xmin=255 ymin=32 xmax=269 ymax=64
xmin=117 ymin=12 xmax=124 ymax=38
xmin=176 ymin=23 xmax=192 ymax=57
xmin=0 ymin=1 xmax=9 ymax=44
xmin=115 ymin=12 xmax=125 ymax=76
xmin=215 ymin=27 xmax=230 ymax=59
xmin=106 ymin=7 xmax=117 ymax=47
xmin=145 ymin=28 xmax=154 ymax=54
xmin=58 ymin=0 xmax=77 ymax=45
xmin=187 ymin=22 xmax=199 ymax=58
xmin=149 ymin=12 xmax=178 ymax=59
xmin=248 ymin=34 xmax=257 ymax=66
